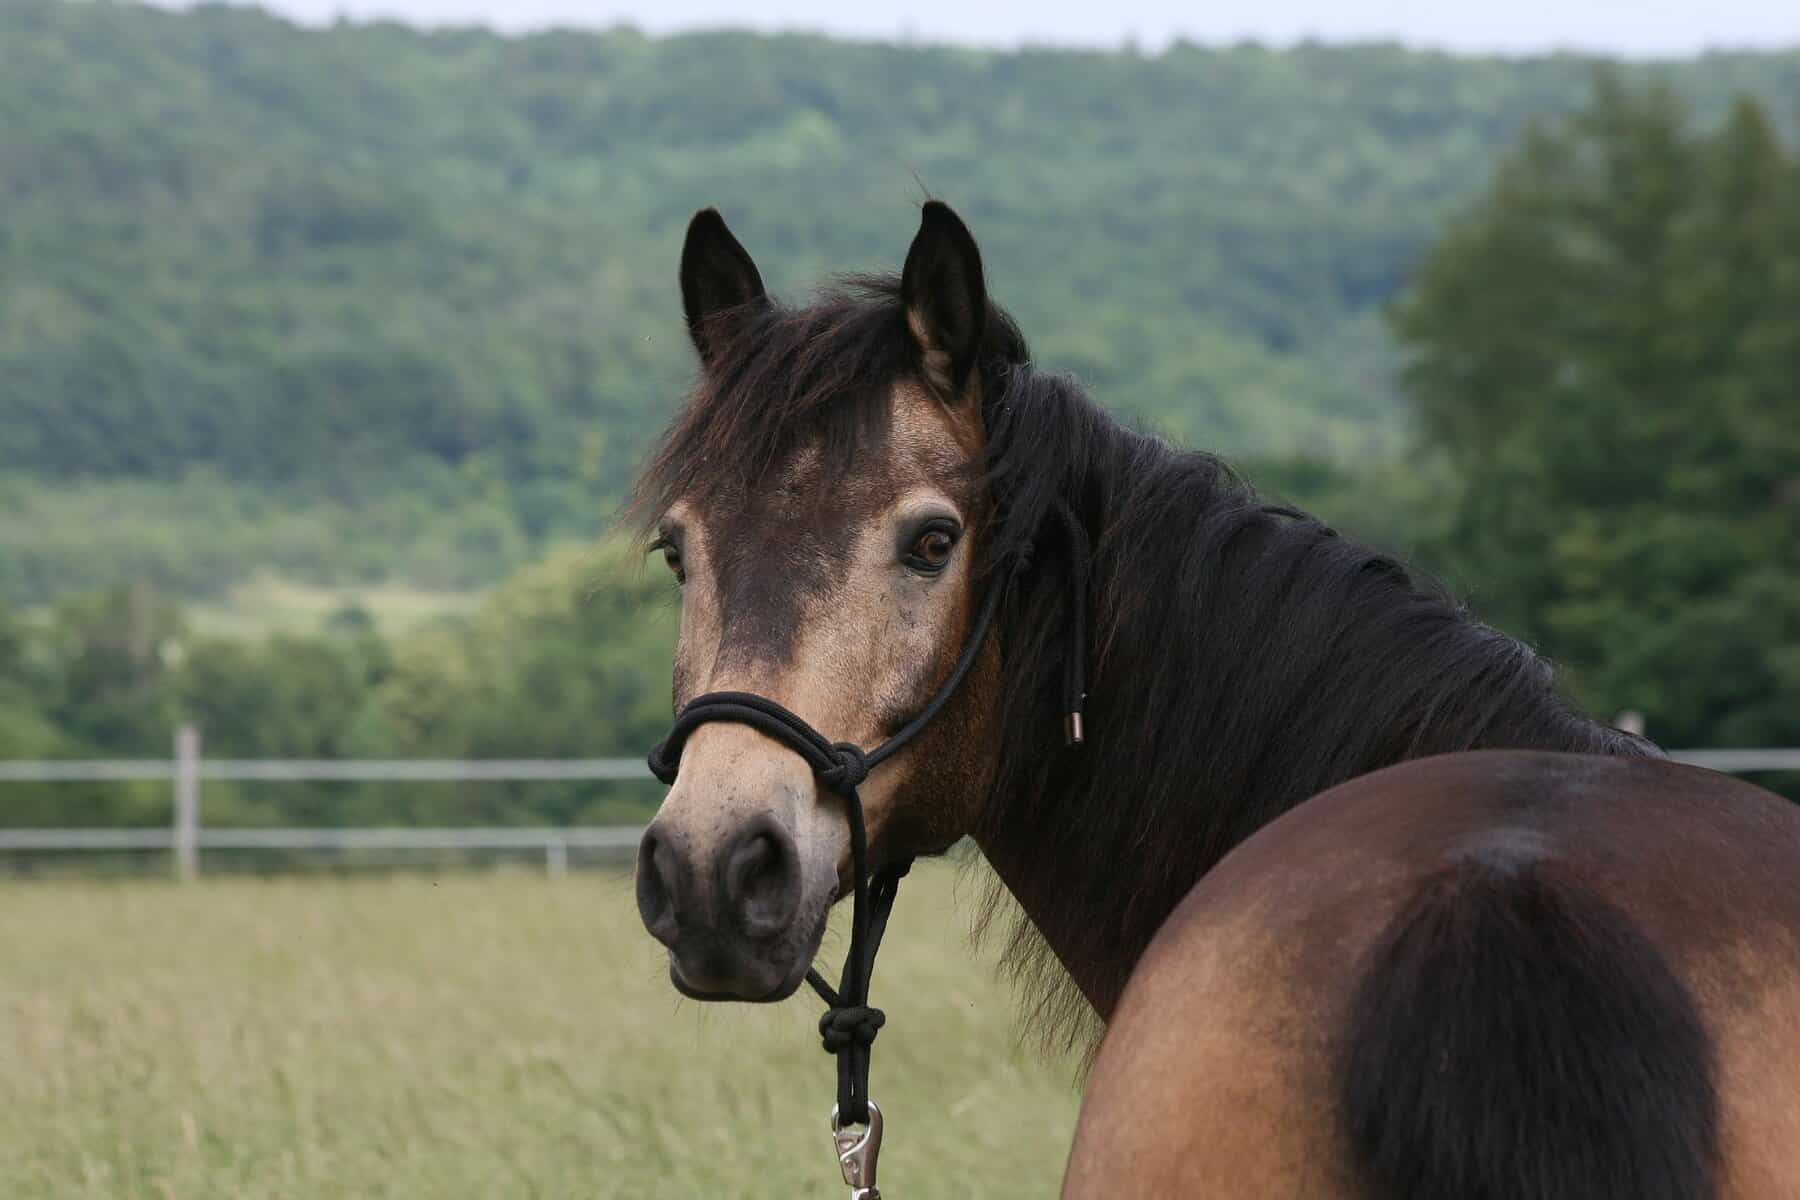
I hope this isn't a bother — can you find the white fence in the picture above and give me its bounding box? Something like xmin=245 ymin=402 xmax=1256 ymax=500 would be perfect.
xmin=0 ymin=726 xmax=653 ymax=878
xmin=1662 ymin=749 xmax=1800 ymax=773
xmin=0 ymin=726 xmax=1795 ymax=879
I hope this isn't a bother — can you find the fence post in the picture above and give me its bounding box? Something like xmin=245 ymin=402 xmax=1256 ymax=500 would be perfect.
xmin=545 ymin=836 xmax=569 ymax=880
xmin=174 ymin=725 xmax=200 ymax=881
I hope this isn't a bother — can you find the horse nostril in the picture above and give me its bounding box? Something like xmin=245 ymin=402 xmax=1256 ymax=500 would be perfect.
xmin=724 ymin=816 xmax=801 ymax=938
xmin=635 ymin=824 xmax=683 ymax=946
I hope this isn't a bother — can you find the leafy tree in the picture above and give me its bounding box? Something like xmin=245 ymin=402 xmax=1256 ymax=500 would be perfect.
xmin=1396 ymin=74 xmax=1800 ymax=751
xmin=44 ymin=584 xmax=186 ymax=754
xmin=0 ymin=603 xmax=63 ymax=760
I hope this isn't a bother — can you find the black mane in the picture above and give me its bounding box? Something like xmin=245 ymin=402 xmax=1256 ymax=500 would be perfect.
xmin=634 ymin=280 xmax=1656 ymax=1050
xmin=976 ymin=368 xmax=1657 ymax=1046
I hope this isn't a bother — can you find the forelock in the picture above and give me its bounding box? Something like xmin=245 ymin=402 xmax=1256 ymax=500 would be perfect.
xmin=630 ymin=273 xmax=1029 ymax=539
xmin=631 ymin=276 xmax=911 ymax=535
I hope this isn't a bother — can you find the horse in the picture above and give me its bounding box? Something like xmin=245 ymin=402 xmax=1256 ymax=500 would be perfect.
xmin=631 ymin=200 xmax=1800 ymax=1197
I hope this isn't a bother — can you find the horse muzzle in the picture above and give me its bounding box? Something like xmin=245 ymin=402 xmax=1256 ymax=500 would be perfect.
xmin=635 ymin=810 xmax=829 ymax=1001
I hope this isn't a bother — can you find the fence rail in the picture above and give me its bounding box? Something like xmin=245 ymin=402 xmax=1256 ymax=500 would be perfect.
xmin=0 ymin=827 xmax=644 ymax=852
xmin=1 ymin=727 xmax=1794 ymax=878
xmin=1664 ymin=749 xmax=1800 ymax=773
xmin=0 ymin=727 xmax=654 ymax=877
xmin=0 ymin=758 xmax=650 ymax=782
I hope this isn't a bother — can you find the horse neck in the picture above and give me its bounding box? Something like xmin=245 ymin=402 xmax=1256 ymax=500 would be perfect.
xmin=969 ymin=397 xmax=1646 ymax=1027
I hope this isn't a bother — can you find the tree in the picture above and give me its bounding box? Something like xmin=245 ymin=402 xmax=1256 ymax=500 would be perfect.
xmin=1395 ymin=72 xmax=1800 ymax=752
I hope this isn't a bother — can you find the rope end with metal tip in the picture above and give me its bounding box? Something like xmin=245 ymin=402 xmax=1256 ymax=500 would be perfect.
xmin=833 ymin=1100 xmax=883 ymax=1200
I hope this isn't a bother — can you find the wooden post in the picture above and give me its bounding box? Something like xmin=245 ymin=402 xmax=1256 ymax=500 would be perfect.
xmin=174 ymin=724 xmax=200 ymax=881
xmin=545 ymin=837 xmax=568 ymax=880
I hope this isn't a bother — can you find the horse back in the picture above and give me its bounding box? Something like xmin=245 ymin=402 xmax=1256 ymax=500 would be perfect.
xmin=1062 ymin=751 xmax=1800 ymax=1199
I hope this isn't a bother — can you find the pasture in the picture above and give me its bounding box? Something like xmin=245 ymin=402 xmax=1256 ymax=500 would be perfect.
xmin=0 ymin=862 xmax=1078 ymax=1198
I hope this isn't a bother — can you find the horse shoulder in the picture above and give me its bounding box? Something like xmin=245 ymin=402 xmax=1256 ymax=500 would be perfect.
xmin=1064 ymin=751 xmax=1800 ymax=1199
xmin=1063 ymin=765 xmax=1425 ymax=1197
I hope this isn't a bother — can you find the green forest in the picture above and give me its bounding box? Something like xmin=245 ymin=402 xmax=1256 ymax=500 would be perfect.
xmin=1 ymin=2 xmax=1796 ymax=828
xmin=3 ymin=1 xmax=1798 ymax=598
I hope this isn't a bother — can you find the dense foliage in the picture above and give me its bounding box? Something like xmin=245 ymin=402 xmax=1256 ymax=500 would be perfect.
xmin=1397 ymin=75 xmax=1800 ymax=751
xmin=0 ymin=10 xmax=1794 ymax=831
xmin=3 ymin=1 xmax=1797 ymax=599
xmin=0 ymin=542 xmax=676 ymax=828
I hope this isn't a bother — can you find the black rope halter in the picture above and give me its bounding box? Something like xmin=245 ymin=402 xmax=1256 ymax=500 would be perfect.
xmin=646 ymin=498 xmax=1090 ymax=1130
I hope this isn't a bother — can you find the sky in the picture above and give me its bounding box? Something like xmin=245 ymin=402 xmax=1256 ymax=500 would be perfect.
xmin=144 ymin=0 xmax=1799 ymax=58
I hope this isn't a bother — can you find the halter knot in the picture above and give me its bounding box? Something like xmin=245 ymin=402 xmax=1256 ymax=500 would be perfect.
xmin=818 ymin=1004 xmax=886 ymax=1053
xmin=820 ymin=742 xmax=870 ymax=792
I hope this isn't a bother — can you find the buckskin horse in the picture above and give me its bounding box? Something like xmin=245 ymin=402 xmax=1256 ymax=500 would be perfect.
xmin=632 ymin=201 xmax=1800 ymax=1198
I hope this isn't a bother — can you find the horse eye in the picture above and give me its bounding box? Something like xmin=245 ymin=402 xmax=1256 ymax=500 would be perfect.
xmin=905 ymin=524 xmax=959 ymax=574
xmin=652 ymin=538 xmax=686 ymax=585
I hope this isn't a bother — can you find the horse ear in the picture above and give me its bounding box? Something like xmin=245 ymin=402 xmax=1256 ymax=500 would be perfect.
xmin=680 ymin=208 xmax=767 ymax=363
xmin=901 ymin=200 xmax=987 ymax=396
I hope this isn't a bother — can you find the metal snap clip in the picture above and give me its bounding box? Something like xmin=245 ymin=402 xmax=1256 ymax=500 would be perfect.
xmin=830 ymin=1099 xmax=883 ymax=1199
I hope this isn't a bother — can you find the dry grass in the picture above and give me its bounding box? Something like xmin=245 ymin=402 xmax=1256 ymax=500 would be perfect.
xmin=0 ymin=863 xmax=1079 ymax=1198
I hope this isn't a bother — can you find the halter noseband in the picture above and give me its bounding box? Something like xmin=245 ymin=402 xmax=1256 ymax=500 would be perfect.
xmin=646 ymin=499 xmax=1089 ymax=1196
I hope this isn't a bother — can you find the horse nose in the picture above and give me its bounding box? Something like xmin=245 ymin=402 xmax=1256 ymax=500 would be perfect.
xmin=721 ymin=813 xmax=802 ymax=938
xmin=635 ymin=821 xmax=686 ymax=948
xmin=635 ymin=813 xmax=803 ymax=947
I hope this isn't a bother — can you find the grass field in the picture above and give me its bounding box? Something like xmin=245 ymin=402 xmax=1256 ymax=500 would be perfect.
xmin=0 ymin=863 xmax=1080 ymax=1198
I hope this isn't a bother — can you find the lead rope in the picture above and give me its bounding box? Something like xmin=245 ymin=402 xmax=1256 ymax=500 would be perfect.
xmin=646 ymin=499 xmax=1090 ymax=1197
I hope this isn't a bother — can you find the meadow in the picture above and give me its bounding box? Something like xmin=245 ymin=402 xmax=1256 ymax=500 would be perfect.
xmin=0 ymin=862 xmax=1080 ymax=1198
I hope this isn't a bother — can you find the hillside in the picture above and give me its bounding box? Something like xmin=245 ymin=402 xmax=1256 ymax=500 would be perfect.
xmin=3 ymin=0 xmax=1797 ymax=600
